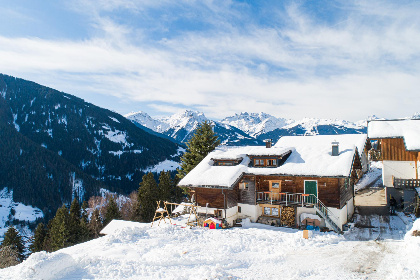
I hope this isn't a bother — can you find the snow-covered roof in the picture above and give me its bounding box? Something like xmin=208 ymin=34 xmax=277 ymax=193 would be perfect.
xmin=272 ymin=134 xmax=367 ymax=177
xmin=368 ymin=119 xmax=420 ymax=151
xmin=179 ymin=134 xmax=367 ymax=188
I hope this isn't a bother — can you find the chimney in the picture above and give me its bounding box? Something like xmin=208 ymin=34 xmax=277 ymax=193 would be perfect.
xmin=264 ymin=139 xmax=272 ymax=148
xmin=332 ymin=141 xmax=339 ymax=156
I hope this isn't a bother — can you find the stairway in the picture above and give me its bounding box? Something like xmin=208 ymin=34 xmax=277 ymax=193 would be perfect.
xmin=306 ymin=194 xmax=342 ymax=234
xmin=257 ymin=191 xmax=343 ymax=233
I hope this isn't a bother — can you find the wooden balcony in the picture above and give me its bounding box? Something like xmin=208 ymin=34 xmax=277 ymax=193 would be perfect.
xmin=256 ymin=191 xmax=317 ymax=207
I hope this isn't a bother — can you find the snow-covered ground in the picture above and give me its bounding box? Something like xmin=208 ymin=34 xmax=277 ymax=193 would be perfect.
xmin=142 ymin=159 xmax=180 ymax=173
xmin=0 ymin=188 xmax=43 ymax=241
xmin=1 ymin=214 xmax=419 ymax=280
xmin=355 ymin=161 xmax=383 ymax=192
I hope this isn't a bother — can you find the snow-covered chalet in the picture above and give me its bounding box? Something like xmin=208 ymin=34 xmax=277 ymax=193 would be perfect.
xmin=178 ymin=134 xmax=369 ymax=232
xmin=368 ymin=119 xmax=420 ymax=210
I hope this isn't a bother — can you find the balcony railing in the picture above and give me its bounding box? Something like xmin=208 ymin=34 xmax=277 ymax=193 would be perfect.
xmin=256 ymin=191 xmax=342 ymax=233
xmin=257 ymin=191 xmax=317 ymax=206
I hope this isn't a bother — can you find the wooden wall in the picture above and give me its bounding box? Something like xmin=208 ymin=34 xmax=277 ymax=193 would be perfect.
xmin=238 ymin=175 xmax=256 ymax=205
xmin=193 ymin=174 xmax=353 ymax=210
xmin=255 ymin=175 xmax=342 ymax=208
xmin=194 ymin=187 xmax=238 ymax=209
xmin=381 ymin=138 xmax=418 ymax=161
xmin=339 ymin=178 xmax=353 ymax=209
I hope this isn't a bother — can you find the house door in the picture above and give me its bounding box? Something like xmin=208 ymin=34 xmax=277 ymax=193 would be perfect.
xmin=304 ymin=181 xmax=317 ymax=204
xmin=269 ymin=180 xmax=281 ymax=201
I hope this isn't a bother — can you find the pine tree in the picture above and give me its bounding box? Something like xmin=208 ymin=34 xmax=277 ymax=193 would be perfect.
xmin=171 ymin=175 xmax=184 ymax=203
xmin=158 ymin=171 xmax=172 ymax=203
xmin=69 ymin=198 xmax=82 ymax=245
xmin=79 ymin=201 xmax=90 ymax=242
xmin=29 ymin=223 xmax=47 ymax=253
xmin=136 ymin=172 xmax=158 ymax=222
xmin=81 ymin=201 xmax=89 ymax=224
xmin=103 ymin=196 xmax=121 ymax=226
xmin=177 ymin=121 xmax=220 ymax=179
xmin=49 ymin=205 xmax=70 ymax=251
xmin=89 ymin=208 xmax=103 ymax=238
xmin=1 ymin=226 xmax=24 ymax=261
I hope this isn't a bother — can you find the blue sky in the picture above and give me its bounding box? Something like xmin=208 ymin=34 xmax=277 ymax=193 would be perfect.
xmin=0 ymin=0 xmax=419 ymax=121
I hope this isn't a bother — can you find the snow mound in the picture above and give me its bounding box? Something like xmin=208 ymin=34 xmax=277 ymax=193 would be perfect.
xmin=1 ymin=221 xmax=347 ymax=280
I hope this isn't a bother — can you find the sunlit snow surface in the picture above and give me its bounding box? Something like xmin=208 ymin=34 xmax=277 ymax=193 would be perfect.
xmin=1 ymin=215 xmax=419 ymax=280
xmin=355 ymin=161 xmax=383 ymax=192
xmin=142 ymin=159 xmax=180 ymax=173
xmin=0 ymin=188 xmax=43 ymax=239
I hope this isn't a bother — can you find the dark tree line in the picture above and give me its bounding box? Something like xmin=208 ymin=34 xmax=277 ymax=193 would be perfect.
xmin=23 ymin=170 xmax=183 ymax=258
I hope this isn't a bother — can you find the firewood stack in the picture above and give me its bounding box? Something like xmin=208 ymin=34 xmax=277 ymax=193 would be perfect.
xmin=280 ymin=206 xmax=295 ymax=227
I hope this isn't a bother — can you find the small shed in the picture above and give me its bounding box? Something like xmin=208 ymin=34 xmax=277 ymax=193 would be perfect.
xmin=203 ymin=217 xmax=222 ymax=229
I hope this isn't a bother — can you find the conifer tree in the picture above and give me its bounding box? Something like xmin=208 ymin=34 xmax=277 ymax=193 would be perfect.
xmin=171 ymin=176 xmax=184 ymax=203
xmin=81 ymin=201 xmax=89 ymax=223
xmin=136 ymin=172 xmax=158 ymax=222
xmin=177 ymin=121 xmax=220 ymax=179
xmin=89 ymin=208 xmax=103 ymax=238
xmin=103 ymin=196 xmax=121 ymax=226
xmin=49 ymin=205 xmax=70 ymax=251
xmin=42 ymin=219 xmax=53 ymax=252
xmin=29 ymin=223 xmax=47 ymax=253
xmin=158 ymin=171 xmax=172 ymax=203
xmin=69 ymin=198 xmax=82 ymax=244
xmin=79 ymin=201 xmax=90 ymax=242
xmin=1 ymin=226 xmax=24 ymax=261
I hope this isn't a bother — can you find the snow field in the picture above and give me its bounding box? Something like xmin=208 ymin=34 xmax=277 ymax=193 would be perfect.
xmin=1 ymin=216 xmax=420 ymax=279
xmin=0 ymin=222 xmax=350 ymax=280
xmin=0 ymin=188 xmax=43 ymax=239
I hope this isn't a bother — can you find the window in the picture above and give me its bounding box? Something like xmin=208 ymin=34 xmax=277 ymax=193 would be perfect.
xmin=216 ymin=161 xmax=234 ymax=166
xmin=254 ymin=158 xmax=277 ymax=167
xmin=239 ymin=182 xmax=249 ymax=190
xmin=263 ymin=206 xmax=280 ymax=217
xmin=271 ymin=182 xmax=280 ymax=189
xmin=271 ymin=208 xmax=279 ymax=216
xmin=254 ymin=159 xmax=264 ymax=166
xmin=267 ymin=159 xmax=277 ymax=166
xmin=269 ymin=180 xmax=281 ymax=192
xmin=215 ymin=210 xmax=223 ymax=218
xmin=238 ymin=206 xmax=241 ymax=213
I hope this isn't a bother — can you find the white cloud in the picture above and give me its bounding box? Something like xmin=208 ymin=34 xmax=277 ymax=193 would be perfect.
xmin=1 ymin=0 xmax=420 ymax=121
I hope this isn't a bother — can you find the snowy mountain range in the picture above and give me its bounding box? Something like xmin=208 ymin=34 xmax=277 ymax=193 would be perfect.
xmin=125 ymin=110 xmax=368 ymax=145
xmin=125 ymin=110 xmax=262 ymax=146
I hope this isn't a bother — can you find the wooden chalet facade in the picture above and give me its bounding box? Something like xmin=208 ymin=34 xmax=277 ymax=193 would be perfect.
xmin=179 ymin=134 xmax=368 ymax=232
xmin=368 ymin=119 xmax=420 ymax=209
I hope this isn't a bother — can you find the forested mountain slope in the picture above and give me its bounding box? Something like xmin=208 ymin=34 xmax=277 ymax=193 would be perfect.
xmin=0 ymin=74 xmax=180 ymax=215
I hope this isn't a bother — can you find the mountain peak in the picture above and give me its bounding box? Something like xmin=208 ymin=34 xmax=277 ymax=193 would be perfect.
xmin=124 ymin=111 xmax=149 ymax=118
xmin=221 ymin=112 xmax=288 ymax=136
